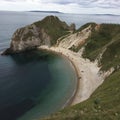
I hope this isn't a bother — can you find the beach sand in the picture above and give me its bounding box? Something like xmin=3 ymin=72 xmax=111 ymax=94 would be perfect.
xmin=38 ymin=46 xmax=104 ymax=105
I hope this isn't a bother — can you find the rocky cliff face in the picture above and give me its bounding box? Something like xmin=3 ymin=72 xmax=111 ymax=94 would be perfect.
xmin=9 ymin=24 xmax=44 ymax=52
xmin=58 ymin=25 xmax=92 ymax=50
xmin=3 ymin=16 xmax=74 ymax=54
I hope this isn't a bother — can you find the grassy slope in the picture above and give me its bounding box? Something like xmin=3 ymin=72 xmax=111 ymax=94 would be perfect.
xmin=34 ymin=16 xmax=70 ymax=45
xmin=42 ymin=70 xmax=120 ymax=120
xmin=69 ymin=23 xmax=97 ymax=52
xmin=82 ymin=23 xmax=120 ymax=71
xmin=101 ymin=39 xmax=120 ymax=71
xmin=40 ymin=23 xmax=120 ymax=120
xmin=77 ymin=22 xmax=96 ymax=32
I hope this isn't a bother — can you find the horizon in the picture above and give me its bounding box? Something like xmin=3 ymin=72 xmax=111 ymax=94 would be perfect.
xmin=0 ymin=0 xmax=120 ymax=15
xmin=0 ymin=10 xmax=120 ymax=16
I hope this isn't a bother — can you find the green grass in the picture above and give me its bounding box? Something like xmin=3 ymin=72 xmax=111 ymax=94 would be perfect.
xmin=41 ymin=70 xmax=120 ymax=120
xmin=82 ymin=23 xmax=120 ymax=70
xmin=13 ymin=16 xmax=70 ymax=45
xmin=77 ymin=22 xmax=96 ymax=32
xmin=101 ymin=39 xmax=120 ymax=71
xmin=83 ymin=23 xmax=120 ymax=61
xmin=34 ymin=16 xmax=70 ymax=45
xmin=69 ymin=44 xmax=83 ymax=52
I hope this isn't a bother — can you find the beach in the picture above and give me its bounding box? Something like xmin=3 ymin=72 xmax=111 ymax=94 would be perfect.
xmin=38 ymin=46 xmax=104 ymax=105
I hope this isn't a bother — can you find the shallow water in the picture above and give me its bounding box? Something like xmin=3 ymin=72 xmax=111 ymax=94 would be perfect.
xmin=0 ymin=50 xmax=77 ymax=120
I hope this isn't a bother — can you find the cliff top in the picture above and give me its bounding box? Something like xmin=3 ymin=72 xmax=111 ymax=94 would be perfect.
xmin=33 ymin=16 xmax=73 ymax=45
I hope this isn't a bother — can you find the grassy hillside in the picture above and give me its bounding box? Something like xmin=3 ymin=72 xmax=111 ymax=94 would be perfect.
xmin=41 ymin=70 xmax=120 ymax=120
xmin=77 ymin=22 xmax=96 ymax=32
xmin=82 ymin=23 xmax=120 ymax=71
xmin=82 ymin=23 xmax=120 ymax=60
xmin=40 ymin=23 xmax=120 ymax=120
xmin=101 ymin=39 xmax=120 ymax=71
xmin=34 ymin=16 xmax=70 ymax=45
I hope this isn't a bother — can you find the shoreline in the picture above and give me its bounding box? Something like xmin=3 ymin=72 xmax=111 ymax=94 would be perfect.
xmin=38 ymin=46 xmax=80 ymax=107
xmin=38 ymin=46 xmax=104 ymax=106
xmin=58 ymin=51 xmax=81 ymax=107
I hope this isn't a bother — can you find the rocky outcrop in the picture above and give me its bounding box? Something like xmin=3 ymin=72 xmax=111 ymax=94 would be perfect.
xmin=3 ymin=16 xmax=74 ymax=54
xmin=58 ymin=25 xmax=92 ymax=50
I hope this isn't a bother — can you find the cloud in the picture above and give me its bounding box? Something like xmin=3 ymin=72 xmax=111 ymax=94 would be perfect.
xmin=0 ymin=0 xmax=120 ymax=14
xmin=40 ymin=0 xmax=120 ymax=8
xmin=41 ymin=0 xmax=74 ymax=4
xmin=2 ymin=0 xmax=120 ymax=8
xmin=88 ymin=0 xmax=120 ymax=8
xmin=4 ymin=0 xmax=28 ymax=1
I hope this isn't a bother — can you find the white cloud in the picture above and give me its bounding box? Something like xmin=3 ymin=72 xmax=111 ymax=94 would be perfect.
xmin=0 ymin=0 xmax=120 ymax=14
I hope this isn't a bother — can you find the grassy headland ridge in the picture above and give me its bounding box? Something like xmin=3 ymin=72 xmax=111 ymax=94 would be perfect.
xmin=34 ymin=16 xmax=71 ymax=45
xmin=2 ymin=16 xmax=75 ymax=54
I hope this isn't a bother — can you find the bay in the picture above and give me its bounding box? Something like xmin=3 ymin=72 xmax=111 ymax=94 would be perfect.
xmin=0 ymin=11 xmax=120 ymax=120
xmin=0 ymin=50 xmax=77 ymax=120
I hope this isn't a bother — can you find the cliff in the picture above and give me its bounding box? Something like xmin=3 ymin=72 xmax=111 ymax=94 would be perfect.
xmin=3 ymin=16 xmax=75 ymax=54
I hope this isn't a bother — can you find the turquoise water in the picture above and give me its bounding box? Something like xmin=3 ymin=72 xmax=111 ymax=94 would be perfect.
xmin=18 ymin=51 xmax=77 ymax=120
xmin=0 ymin=50 xmax=77 ymax=120
xmin=0 ymin=11 xmax=120 ymax=120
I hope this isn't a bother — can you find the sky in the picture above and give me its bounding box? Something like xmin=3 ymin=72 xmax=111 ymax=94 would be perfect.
xmin=0 ymin=0 xmax=120 ymax=14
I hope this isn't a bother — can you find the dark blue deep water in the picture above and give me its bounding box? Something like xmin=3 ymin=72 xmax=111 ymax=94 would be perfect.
xmin=0 ymin=50 xmax=77 ymax=120
xmin=0 ymin=51 xmax=52 ymax=120
xmin=0 ymin=11 xmax=120 ymax=120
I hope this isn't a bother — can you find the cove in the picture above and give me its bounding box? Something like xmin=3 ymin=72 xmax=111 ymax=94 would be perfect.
xmin=0 ymin=50 xmax=77 ymax=120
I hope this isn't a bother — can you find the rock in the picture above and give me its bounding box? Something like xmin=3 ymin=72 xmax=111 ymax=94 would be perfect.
xmin=69 ymin=23 xmax=76 ymax=32
xmin=1 ymin=48 xmax=13 ymax=55
xmin=3 ymin=16 xmax=71 ymax=55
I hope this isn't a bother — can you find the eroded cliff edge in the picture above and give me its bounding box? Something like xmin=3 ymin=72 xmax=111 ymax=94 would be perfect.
xmin=3 ymin=16 xmax=75 ymax=54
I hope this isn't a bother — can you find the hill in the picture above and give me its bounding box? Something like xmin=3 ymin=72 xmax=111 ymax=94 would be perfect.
xmin=29 ymin=11 xmax=61 ymax=13
xmin=3 ymin=16 xmax=75 ymax=54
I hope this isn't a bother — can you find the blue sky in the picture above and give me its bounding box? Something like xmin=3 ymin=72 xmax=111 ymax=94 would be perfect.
xmin=0 ymin=0 xmax=120 ymax=14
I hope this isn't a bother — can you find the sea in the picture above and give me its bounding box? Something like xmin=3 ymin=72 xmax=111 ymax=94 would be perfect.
xmin=0 ymin=11 xmax=120 ymax=120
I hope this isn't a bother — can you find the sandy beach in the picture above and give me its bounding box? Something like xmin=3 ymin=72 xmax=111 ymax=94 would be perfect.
xmin=38 ymin=46 xmax=104 ymax=105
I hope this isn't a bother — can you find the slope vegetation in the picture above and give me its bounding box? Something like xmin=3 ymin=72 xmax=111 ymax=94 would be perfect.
xmin=3 ymin=16 xmax=74 ymax=54
xmin=40 ymin=23 xmax=120 ymax=120
xmin=34 ymin=16 xmax=71 ymax=45
xmin=82 ymin=23 xmax=120 ymax=71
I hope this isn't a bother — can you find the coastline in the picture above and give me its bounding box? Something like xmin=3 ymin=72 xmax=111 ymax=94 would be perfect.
xmin=61 ymin=53 xmax=80 ymax=107
xmin=39 ymin=46 xmax=80 ymax=107
xmin=38 ymin=46 xmax=104 ymax=106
